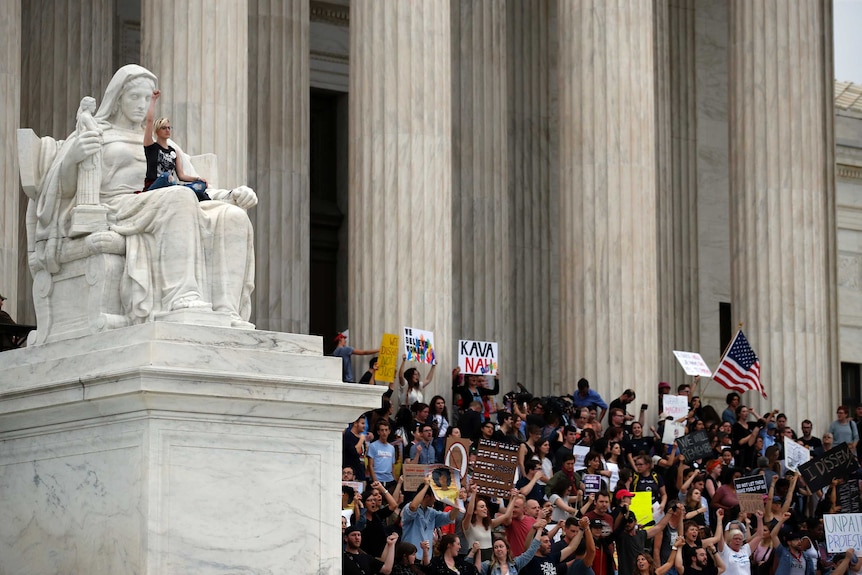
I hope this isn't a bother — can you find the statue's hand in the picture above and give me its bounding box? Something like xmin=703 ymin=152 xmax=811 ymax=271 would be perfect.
xmin=229 ymin=186 xmax=258 ymax=210
xmin=67 ymin=130 xmax=102 ymax=165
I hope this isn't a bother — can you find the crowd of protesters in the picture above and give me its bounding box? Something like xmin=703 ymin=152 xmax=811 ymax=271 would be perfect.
xmin=342 ymin=355 xmax=862 ymax=575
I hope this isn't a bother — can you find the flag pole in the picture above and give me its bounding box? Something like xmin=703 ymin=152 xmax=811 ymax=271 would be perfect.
xmin=700 ymin=322 xmax=744 ymax=400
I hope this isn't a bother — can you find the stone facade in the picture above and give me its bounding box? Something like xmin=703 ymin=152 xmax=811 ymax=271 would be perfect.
xmin=3 ymin=1 xmax=858 ymax=428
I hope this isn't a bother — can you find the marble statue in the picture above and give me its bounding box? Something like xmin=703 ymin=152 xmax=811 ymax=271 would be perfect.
xmin=18 ymin=64 xmax=257 ymax=344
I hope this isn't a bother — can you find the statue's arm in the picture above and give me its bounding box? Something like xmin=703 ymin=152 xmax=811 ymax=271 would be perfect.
xmin=59 ymin=131 xmax=102 ymax=197
xmin=208 ymin=186 xmax=258 ymax=210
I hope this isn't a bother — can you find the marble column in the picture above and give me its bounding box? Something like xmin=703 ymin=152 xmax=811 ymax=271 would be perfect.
xmin=450 ymin=1 xmax=512 ymax=385
xmin=558 ymin=0 xmax=659 ymax=404
xmin=17 ymin=0 xmax=114 ymax=325
xmin=0 ymin=0 xmax=21 ymax=319
xmin=247 ymin=0 xmax=309 ymax=333
xmin=728 ymin=1 xmax=838 ymax=426
xmin=506 ymin=0 xmax=560 ymax=396
xmin=142 ymin=0 xmax=248 ymax=190
xmin=349 ymin=1 xmax=453 ymax=401
xmin=655 ymin=0 xmax=700 ymax=389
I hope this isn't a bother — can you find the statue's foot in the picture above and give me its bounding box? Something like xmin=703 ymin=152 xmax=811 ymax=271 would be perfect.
xmin=171 ymin=296 xmax=212 ymax=311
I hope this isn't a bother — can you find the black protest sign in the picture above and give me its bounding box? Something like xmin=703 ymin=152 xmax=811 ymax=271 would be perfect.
xmin=798 ymin=443 xmax=858 ymax=493
xmin=472 ymin=439 xmax=519 ymax=499
xmin=676 ymin=430 xmax=712 ymax=462
xmin=837 ymin=481 xmax=862 ymax=514
xmin=734 ymin=474 xmax=768 ymax=515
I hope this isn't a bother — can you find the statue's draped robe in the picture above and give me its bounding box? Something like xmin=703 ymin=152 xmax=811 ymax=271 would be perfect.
xmin=33 ymin=126 xmax=254 ymax=323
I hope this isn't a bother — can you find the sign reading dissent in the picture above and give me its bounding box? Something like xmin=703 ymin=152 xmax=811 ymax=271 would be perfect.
xmin=376 ymin=333 xmax=400 ymax=383
xmin=798 ymin=443 xmax=857 ymax=493
xmin=473 ymin=439 xmax=519 ymax=499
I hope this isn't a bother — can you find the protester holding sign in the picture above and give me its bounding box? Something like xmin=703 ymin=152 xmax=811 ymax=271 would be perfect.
xmin=399 ymin=353 xmax=437 ymax=407
xmin=451 ymin=367 xmax=500 ymax=417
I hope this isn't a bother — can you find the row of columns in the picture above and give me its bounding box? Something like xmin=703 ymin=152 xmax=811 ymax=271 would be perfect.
xmin=3 ymin=1 xmax=838 ymax=426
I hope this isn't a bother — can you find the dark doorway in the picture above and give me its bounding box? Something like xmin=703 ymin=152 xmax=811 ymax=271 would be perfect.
xmin=310 ymin=89 xmax=348 ymax=353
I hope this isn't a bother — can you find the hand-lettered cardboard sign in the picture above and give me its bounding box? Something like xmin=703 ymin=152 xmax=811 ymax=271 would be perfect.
xmin=663 ymin=395 xmax=690 ymax=421
xmin=824 ymin=513 xmax=862 ymax=554
xmin=798 ymin=443 xmax=858 ymax=493
xmin=458 ymin=339 xmax=499 ymax=376
xmin=473 ymin=439 xmax=519 ymax=499
xmin=676 ymin=431 xmax=713 ymax=462
xmin=376 ymin=333 xmax=400 ymax=383
xmin=734 ymin=475 xmax=768 ymax=515
xmin=404 ymin=326 xmax=435 ymax=364
xmin=672 ymin=351 xmax=713 ymax=377
xmin=784 ymin=439 xmax=811 ymax=472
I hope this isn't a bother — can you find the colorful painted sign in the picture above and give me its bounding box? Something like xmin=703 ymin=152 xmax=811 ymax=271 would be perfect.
xmin=404 ymin=326 xmax=435 ymax=364
xmin=458 ymin=339 xmax=499 ymax=376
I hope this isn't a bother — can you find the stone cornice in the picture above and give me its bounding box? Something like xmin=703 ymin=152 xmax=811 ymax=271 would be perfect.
xmin=837 ymin=164 xmax=862 ymax=180
xmin=311 ymin=1 xmax=349 ymax=26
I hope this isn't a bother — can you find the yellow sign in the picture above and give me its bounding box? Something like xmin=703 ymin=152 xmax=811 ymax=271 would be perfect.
xmin=376 ymin=333 xmax=399 ymax=383
xmin=630 ymin=491 xmax=653 ymax=526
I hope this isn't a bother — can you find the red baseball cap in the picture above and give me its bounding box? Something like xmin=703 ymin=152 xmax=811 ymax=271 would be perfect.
xmin=616 ymin=489 xmax=636 ymax=500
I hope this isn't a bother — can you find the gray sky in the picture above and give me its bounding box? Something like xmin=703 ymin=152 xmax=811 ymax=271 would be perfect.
xmin=835 ymin=0 xmax=862 ymax=82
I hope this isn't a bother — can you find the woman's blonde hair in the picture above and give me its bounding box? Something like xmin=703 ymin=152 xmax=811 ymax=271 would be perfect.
xmin=153 ymin=117 xmax=171 ymax=133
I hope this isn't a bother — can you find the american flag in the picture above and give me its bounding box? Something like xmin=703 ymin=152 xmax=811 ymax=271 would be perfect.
xmin=712 ymin=330 xmax=767 ymax=398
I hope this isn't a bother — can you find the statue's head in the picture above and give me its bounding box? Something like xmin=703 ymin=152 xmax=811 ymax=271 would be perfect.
xmin=96 ymin=65 xmax=158 ymax=128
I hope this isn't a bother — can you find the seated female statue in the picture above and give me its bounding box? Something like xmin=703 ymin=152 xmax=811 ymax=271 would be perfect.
xmin=34 ymin=64 xmax=257 ymax=327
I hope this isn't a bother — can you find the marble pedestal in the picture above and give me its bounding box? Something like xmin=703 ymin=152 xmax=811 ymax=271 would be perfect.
xmin=0 ymin=323 xmax=380 ymax=575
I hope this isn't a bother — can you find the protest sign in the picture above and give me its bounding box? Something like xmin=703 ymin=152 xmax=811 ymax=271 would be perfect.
xmin=824 ymin=513 xmax=862 ymax=554
xmin=376 ymin=333 xmax=399 ymax=383
xmin=458 ymin=339 xmax=499 ymax=376
xmin=343 ymin=481 xmax=365 ymax=495
xmin=676 ymin=430 xmax=713 ymax=462
xmin=473 ymin=439 xmax=519 ymax=499
xmin=662 ymin=420 xmax=687 ymax=445
xmin=444 ymin=438 xmax=472 ymax=479
xmin=428 ymin=465 xmax=465 ymax=512
xmin=404 ymin=326 xmax=436 ymax=364
xmin=631 ymin=492 xmax=654 ymax=526
xmin=663 ymin=395 xmax=689 ymax=420
xmin=607 ymin=461 xmax=620 ymax=492
xmin=573 ymin=446 xmax=591 ymax=470
xmin=837 ymin=481 xmax=862 ymax=514
xmin=784 ymin=439 xmax=811 ymax=472
xmin=735 ymin=475 xmax=768 ymax=515
xmin=672 ymin=351 xmax=713 ymax=377
xmin=798 ymin=443 xmax=857 ymax=493
xmin=402 ymin=464 xmax=432 ymax=492
xmin=583 ymin=474 xmax=602 ymax=494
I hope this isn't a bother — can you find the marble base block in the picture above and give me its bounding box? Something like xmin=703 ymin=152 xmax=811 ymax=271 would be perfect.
xmin=0 ymin=323 xmax=381 ymax=575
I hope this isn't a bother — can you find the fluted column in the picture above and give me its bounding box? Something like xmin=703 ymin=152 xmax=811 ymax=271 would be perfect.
xmin=655 ymin=0 xmax=700 ymax=389
xmin=18 ymin=0 xmax=114 ymax=325
xmin=142 ymin=0 xmax=248 ymax=190
xmin=1 ymin=0 xmax=21 ymax=318
xmin=558 ymin=0 xmax=658 ymax=403
xmin=247 ymin=0 xmax=309 ymax=333
xmin=729 ymin=1 xmax=838 ymax=426
xmin=451 ymin=1 xmax=512 ymax=382
xmin=349 ymin=1 xmax=452 ymax=401
xmin=507 ymin=0 xmax=560 ymax=396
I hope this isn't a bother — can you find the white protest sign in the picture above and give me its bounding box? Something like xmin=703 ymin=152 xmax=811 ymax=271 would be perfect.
xmin=663 ymin=395 xmax=690 ymax=420
xmin=824 ymin=513 xmax=862 ymax=554
xmin=672 ymin=350 xmax=713 ymax=377
xmin=403 ymin=326 xmax=436 ymax=364
xmin=784 ymin=439 xmax=811 ymax=472
xmin=573 ymin=446 xmax=590 ymax=471
xmin=458 ymin=340 xmax=499 ymax=376
xmin=662 ymin=420 xmax=687 ymax=445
